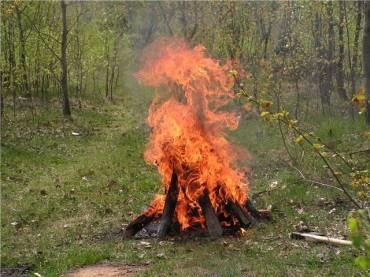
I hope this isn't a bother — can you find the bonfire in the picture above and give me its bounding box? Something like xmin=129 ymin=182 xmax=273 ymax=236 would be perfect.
xmin=124 ymin=38 xmax=269 ymax=239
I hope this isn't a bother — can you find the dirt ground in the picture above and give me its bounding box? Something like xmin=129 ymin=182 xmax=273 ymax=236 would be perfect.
xmin=63 ymin=263 xmax=148 ymax=277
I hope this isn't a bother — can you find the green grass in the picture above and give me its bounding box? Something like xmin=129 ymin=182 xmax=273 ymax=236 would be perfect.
xmin=1 ymin=87 xmax=367 ymax=276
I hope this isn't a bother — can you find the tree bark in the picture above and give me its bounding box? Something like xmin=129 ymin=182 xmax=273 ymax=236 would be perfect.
xmin=60 ymin=0 xmax=71 ymax=117
xmin=350 ymin=1 xmax=362 ymax=119
xmin=364 ymin=1 xmax=370 ymax=124
xmin=6 ymin=19 xmax=17 ymax=118
xmin=314 ymin=12 xmax=331 ymax=112
xmin=351 ymin=1 xmax=362 ymax=97
xmin=104 ymin=38 xmax=110 ymax=99
xmin=75 ymin=3 xmax=82 ymax=109
xmin=109 ymin=41 xmax=118 ymax=101
xmin=336 ymin=1 xmax=347 ymax=100
xmin=15 ymin=6 xmax=29 ymax=95
xmin=326 ymin=1 xmax=335 ymax=100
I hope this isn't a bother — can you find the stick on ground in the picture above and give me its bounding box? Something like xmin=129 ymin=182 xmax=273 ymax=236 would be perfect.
xmin=291 ymin=232 xmax=352 ymax=246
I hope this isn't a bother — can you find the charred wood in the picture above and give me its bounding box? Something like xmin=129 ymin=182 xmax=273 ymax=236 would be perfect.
xmin=227 ymin=201 xmax=255 ymax=227
xmin=123 ymin=213 xmax=156 ymax=239
xmin=245 ymin=199 xmax=272 ymax=221
xmin=245 ymin=199 xmax=261 ymax=219
xmin=198 ymin=189 xmax=223 ymax=237
xmin=158 ymin=171 xmax=179 ymax=238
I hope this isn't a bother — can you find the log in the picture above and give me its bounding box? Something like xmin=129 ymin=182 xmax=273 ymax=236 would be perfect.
xmin=255 ymin=209 xmax=272 ymax=220
xmin=291 ymin=232 xmax=352 ymax=246
xmin=227 ymin=201 xmax=255 ymax=227
xmin=244 ymin=199 xmax=261 ymax=219
xmin=123 ymin=213 xmax=156 ymax=239
xmin=244 ymin=199 xmax=272 ymax=221
xmin=158 ymin=171 xmax=179 ymax=238
xmin=198 ymin=189 xmax=223 ymax=237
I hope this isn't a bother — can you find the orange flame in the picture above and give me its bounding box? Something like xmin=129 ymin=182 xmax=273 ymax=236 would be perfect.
xmin=135 ymin=37 xmax=249 ymax=230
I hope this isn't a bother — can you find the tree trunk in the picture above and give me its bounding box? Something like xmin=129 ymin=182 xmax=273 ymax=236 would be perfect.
xmin=105 ymin=63 xmax=110 ymax=98
xmin=294 ymin=79 xmax=300 ymax=119
xmin=314 ymin=12 xmax=331 ymax=112
xmin=6 ymin=19 xmax=17 ymax=118
xmin=336 ymin=1 xmax=347 ymax=100
xmin=15 ymin=6 xmax=29 ymax=95
xmin=75 ymin=4 xmax=82 ymax=109
xmin=327 ymin=2 xmax=335 ymax=94
xmin=144 ymin=4 xmax=157 ymax=44
xmin=109 ymin=41 xmax=119 ymax=101
xmin=110 ymin=65 xmax=115 ymax=101
xmin=345 ymin=1 xmax=362 ymax=120
xmin=34 ymin=39 xmax=41 ymax=97
xmin=351 ymin=1 xmax=362 ymax=97
xmin=104 ymin=38 xmax=110 ymax=99
xmin=0 ymin=70 xmax=4 ymax=118
xmin=114 ymin=66 xmax=120 ymax=90
xmin=92 ymin=72 xmax=96 ymax=93
xmin=60 ymin=0 xmax=71 ymax=117
xmin=364 ymin=1 xmax=370 ymax=124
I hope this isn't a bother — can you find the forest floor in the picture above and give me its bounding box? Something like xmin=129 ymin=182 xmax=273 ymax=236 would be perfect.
xmin=1 ymin=86 xmax=368 ymax=276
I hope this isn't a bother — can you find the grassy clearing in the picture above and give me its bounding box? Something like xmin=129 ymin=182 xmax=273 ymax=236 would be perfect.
xmin=1 ymin=87 xmax=367 ymax=276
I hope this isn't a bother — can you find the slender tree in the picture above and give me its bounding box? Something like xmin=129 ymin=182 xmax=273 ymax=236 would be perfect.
xmin=351 ymin=1 xmax=362 ymax=99
xmin=348 ymin=1 xmax=362 ymax=119
xmin=336 ymin=1 xmax=347 ymax=100
xmin=314 ymin=12 xmax=331 ymax=112
xmin=326 ymin=1 xmax=335 ymax=100
xmin=60 ymin=0 xmax=71 ymax=117
xmin=15 ymin=5 xmax=29 ymax=95
xmin=74 ymin=2 xmax=82 ymax=109
xmin=364 ymin=1 xmax=370 ymax=124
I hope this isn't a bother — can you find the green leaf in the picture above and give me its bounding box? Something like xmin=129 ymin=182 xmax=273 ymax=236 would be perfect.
xmin=348 ymin=217 xmax=359 ymax=233
xmin=364 ymin=239 xmax=370 ymax=254
xmin=355 ymin=256 xmax=370 ymax=271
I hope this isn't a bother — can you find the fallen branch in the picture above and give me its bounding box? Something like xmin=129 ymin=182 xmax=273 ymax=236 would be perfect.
xmin=252 ymin=187 xmax=280 ymax=199
xmin=347 ymin=148 xmax=370 ymax=157
xmin=291 ymin=232 xmax=352 ymax=246
xmin=291 ymin=165 xmax=344 ymax=192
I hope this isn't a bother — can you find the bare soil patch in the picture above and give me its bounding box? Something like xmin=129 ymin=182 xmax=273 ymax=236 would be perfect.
xmin=64 ymin=263 xmax=148 ymax=277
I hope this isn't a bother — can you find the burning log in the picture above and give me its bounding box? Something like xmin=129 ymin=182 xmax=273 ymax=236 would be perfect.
xmin=244 ymin=199 xmax=272 ymax=221
xmin=198 ymin=189 xmax=223 ymax=237
xmin=227 ymin=201 xmax=255 ymax=227
xmin=158 ymin=171 xmax=179 ymax=238
xmin=123 ymin=213 xmax=156 ymax=239
xmin=244 ymin=199 xmax=261 ymax=219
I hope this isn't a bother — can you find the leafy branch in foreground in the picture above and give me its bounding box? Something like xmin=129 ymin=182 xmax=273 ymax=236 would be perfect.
xmin=348 ymin=210 xmax=370 ymax=273
xmin=239 ymin=90 xmax=368 ymax=209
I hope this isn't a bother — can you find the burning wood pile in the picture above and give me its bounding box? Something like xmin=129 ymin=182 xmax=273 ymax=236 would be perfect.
xmin=124 ymin=38 xmax=270 ymax=239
